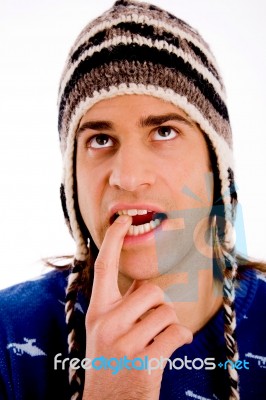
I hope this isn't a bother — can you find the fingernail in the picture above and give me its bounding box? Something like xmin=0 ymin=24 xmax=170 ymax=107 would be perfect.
xmin=115 ymin=215 xmax=131 ymax=224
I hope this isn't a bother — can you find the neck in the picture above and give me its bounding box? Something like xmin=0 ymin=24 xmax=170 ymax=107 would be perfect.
xmin=154 ymin=269 xmax=223 ymax=333
xmin=119 ymin=234 xmax=223 ymax=333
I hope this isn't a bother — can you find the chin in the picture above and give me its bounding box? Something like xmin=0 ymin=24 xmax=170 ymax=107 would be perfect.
xmin=119 ymin=251 xmax=160 ymax=281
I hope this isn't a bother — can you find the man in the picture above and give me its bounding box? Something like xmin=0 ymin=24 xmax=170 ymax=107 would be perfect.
xmin=1 ymin=1 xmax=266 ymax=399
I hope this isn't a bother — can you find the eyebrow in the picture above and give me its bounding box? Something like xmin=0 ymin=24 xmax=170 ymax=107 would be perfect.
xmin=76 ymin=121 xmax=113 ymax=137
xmin=76 ymin=112 xmax=194 ymax=137
xmin=138 ymin=113 xmax=194 ymax=128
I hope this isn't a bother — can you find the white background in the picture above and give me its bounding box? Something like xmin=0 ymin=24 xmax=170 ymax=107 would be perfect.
xmin=0 ymin=0 xmax=266 ymax=289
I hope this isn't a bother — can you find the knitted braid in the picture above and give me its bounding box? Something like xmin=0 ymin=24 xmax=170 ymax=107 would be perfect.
xmin=65 ymin=259 xmax=87 ymax=399
xmin=222 ymin=249 xmax=240 ymax=400
xmin=66 ymin=249 xmax=96 ymax=400
xmin=61 ymin=102 xmax=91 ymax=398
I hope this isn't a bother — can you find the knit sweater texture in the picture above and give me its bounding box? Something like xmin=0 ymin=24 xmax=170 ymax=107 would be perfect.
xmin=0 ymin=268 xmax=265 ymax=400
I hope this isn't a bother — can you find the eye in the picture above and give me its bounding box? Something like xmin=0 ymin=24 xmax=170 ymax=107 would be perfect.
xmin=89 ymin=134 xmax=114 ymax=149
xmin=153 ymin=126 xmax=177 ymax=141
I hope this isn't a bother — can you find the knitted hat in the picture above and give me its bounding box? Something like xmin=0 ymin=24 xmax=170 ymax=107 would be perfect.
xmin=58 ymin=1 xmax=239 ymax=399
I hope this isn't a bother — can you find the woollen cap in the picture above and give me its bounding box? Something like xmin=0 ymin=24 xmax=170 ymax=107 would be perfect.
xmin=58 ymin=0 xmax=236 ymax=260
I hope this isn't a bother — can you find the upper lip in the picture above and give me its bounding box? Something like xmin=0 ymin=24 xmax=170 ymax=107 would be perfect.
xmin=108 ymin=203 xmax=166 ymax=223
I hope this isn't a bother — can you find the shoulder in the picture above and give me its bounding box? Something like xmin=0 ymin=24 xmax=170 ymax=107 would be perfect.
xmin=0 ymin=268 xmax=71 ymax=361
xmin=0 ymin=269 xmax=71 ymax=399
xmin=242 ymin=271 xmax=266 ymax=318
xmin=236 ymin=268 xmax=266 ymax=317
xmin=235 ymin=270 xmax=266 ymax=396
xmin=0 ymin=269 xmax=70 ymax=327
xmin=0 ymin=268 xmax=69 ymax=301
xmin=237 ymin=269 xmax=266 ymax=307
xmin=254 ymin=271 xmax=266 ymax=296
xmin=236 ymin=268 xmax=266 ymax=344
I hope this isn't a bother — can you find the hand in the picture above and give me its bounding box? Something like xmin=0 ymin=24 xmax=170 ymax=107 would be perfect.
xmin=82 ymin=215 xmax=192 ymax=400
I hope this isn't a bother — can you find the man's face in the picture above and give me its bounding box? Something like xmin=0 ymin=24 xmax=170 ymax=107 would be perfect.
xmin=76 ymin=95 xmax=213 ymax=281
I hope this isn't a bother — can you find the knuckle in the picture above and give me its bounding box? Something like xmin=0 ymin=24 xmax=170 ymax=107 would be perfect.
xmin=86 ymin=316 xmax=112 ymax=342
xmin=140 ymin=282 xmax=164 ymax=302
xmin=115 ymin=337 xmax=131 ymax=356
xmin=160 ymin=304 xmax=178 ymax=322
xmin=171 ymin=324 xmax=193 ymax=344
xmin=95 ymin=320 xmax=113 ymax=348
xmin=94 ymin=318 xmax=110 ymax=338
xmin=85 ymin=310 xmax=100 ymax=328
xmin=183 ymin=327 xmax=193 ymax=344
xmin=85 ymin=312 xmax=95 ymax=327
xmin=94 ymin=259 xmax=107 ymax=274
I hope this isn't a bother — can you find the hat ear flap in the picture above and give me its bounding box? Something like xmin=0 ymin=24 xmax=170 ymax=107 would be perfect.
xmin=60 ymin=183 xmax=73 ymax=236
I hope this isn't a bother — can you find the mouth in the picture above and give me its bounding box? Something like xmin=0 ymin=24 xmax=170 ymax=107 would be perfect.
xmin=110 ymin=209 xmax=167 ymax=236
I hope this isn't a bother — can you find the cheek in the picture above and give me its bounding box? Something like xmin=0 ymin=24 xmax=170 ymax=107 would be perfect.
xmin=192 ymin=151 xmax=214 ymax=204
xmin=76 ymin=161 xmax=101 ymax=237
xmin=162 ymin=153 xmax=213 ymax=208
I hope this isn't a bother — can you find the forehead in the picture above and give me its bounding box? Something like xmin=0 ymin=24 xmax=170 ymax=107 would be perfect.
xmin=78 ymin=94 xmax=195 ymax=125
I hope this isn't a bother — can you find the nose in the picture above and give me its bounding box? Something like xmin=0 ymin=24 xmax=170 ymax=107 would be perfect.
xmin=109 ymin=144 xmax=156 ymax=192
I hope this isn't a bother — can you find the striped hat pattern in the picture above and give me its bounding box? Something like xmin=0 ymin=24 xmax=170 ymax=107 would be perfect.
xmin=58 ymin=0 xmax=236 ymax=262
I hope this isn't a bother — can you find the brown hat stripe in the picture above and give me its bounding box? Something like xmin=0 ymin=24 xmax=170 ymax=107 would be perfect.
xmin=67 ymin=11 xmax=220 ymax=83
xmin=70 ymin=21 xmax=220 ymax=83
xmin=59 ymin=44 xmax=228 ymax=131
xmin=59 ymin=62 xmax=231 ymax=149
xmin=70 ymin=21 xmax=182 ymax=62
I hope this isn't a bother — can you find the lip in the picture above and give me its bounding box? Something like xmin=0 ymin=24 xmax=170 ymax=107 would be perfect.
xmin=108 ymin=202 xmax=167 ymax=247
xmin=108 ymin=202 xmax=166 ymax=222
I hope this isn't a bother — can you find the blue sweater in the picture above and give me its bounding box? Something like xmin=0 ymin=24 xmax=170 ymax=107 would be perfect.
xmin=0 ymin=268 xmax=265 ymax=400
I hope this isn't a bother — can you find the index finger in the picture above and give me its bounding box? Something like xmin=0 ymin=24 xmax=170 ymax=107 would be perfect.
xmin=89 ymin=214 xmax=132 ymax=312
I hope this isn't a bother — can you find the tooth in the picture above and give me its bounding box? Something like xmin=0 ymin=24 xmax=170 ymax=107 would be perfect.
xmin=138 ymin=224 xmax=145 ymax=234
xmin=137 ymin=210 xmax=148 ymax=215
xmin=144 ymin=223 xmax=151 ymax=233
xmin=150 ymin=220 xmax=156 ymax=229
xmin=154 ymin=218 xmax=160 ymax=227
xmin=117 ymin=211 xmax=123 ymax=216
xmin=122 ymin=210 xmax=128 ymax=215
xmin=126 ymin=218 xmax=163 ymax=237
xmin=133 ymin=225 xmax=139 ymax=235
xmin=127 ymin=209 xmax=138 ymax=216
xmin=128 ymin=225 xmax=134 ymax=235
